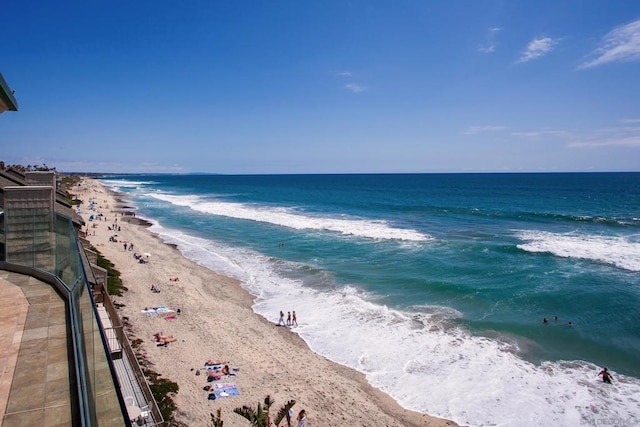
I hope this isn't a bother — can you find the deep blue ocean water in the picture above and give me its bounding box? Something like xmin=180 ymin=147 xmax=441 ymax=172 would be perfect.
xmin=100 ymin=173 xmax=640 ymax=427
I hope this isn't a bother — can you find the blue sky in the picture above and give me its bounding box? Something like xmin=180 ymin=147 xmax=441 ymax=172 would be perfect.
xmin=1 ymin=0 xmax=640 ymax=174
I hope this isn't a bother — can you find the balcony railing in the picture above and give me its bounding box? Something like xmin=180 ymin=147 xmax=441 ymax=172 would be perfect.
xmin=0 ymin=206 xmax=139 ymax=426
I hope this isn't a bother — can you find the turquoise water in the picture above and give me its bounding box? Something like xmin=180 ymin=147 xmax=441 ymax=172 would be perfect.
xmin=101 ymin=173 xmax=640 ymax=426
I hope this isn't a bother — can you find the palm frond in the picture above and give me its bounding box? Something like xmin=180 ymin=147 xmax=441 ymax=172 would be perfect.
xmin=234 ymin=405 xmax=258 ymax=424
xmin=273 ymin=400 xmax=296 ymax=426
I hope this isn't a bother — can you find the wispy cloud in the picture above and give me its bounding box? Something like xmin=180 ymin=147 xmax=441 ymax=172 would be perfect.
xmin=336 ymin=71 xmax=366 ymax=93
xmin=567 ymin=126 xmax=640 ymax=148
xmin=517 ymin=36 xmax=558 ymax=63
xmin=479 ymin=27 xmax=501 ymax=54
xmin=463 ymin=125 xmax=506 ymax=135
xmin=621 ymin=118 xmax=640 ymax=124
xmin=569 ymin=136 xmax=640 ymax=148
xmin=512 ymin=130 xmax=572 ymax=139
xmin=510 ymin=125 xmax=640 ymax=148
xmin=345 ymin=83 xmax=366 ymax=93
xmin=579 ymin=19 xmax=640 ymax=69
xmin=479 ymin=46 xmax=496 ymax=54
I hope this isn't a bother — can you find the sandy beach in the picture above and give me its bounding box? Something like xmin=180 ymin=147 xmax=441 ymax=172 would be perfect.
xmin=76 ymin=178 xmax=458 ymax=427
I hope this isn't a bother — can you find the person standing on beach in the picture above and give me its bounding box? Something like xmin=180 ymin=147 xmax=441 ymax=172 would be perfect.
xmin=287 ymin=311 xmax=292 ymax=326
xmin=296 ymin=409 xmax=307 ymax=427
xmin=278 ymin=310 xmax=285 ymax=326
xmin=292 ymin=311 xmax=298 ymax=326
xmin=123 ymin=242 xmax=127 ymax=251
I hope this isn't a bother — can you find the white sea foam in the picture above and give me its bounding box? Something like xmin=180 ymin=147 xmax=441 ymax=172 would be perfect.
xmin=101 ymin=179 xmax=157 ymax=191
xmin=148 ymin=192 xmax=431 ymax=242
xmin=516 ymin=230 xmax=640 ymax=272
xmin=148 ymin=223 xmax=640 ymax=427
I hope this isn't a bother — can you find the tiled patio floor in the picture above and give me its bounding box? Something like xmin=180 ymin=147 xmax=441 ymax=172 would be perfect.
xmin=0 ymin=271 xmax=74 ymax=427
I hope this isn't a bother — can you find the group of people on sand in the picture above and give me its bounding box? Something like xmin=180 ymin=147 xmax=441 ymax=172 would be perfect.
xmin=278 ymin=310 xmax=298 ymax=327
xmin=284 ymin=408 xmax=307 ymax=427
xmin=195 ymin=360 xmax=238 ymax=383
xmin=198 ymin=358 xmax=308 ymax=427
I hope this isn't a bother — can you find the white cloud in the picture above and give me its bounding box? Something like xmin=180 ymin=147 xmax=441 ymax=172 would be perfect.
xmin=568 ymin=126 xmax=640 ymax=148
xmin=569 ymin=136 xmax=640 ymax=148
xmin=512 ymin=130 xmax=572 ymax=139
xmin=336 ymin=72 xmax=366 ymax=93
xmin=479 ymin=45 xmax=496 ymax=54
xmin=463 ymin=125 xmax=506 ymax=135
xmin=579 ymin=19 xmax=640 ymax=69
xmin=511 ymin=125 xmax=640 ymax=148
xmin=345 ymin=83 xmax=366 ymax=93
xmin=478 ymin=27 xmax=501 ymax=54
xmin=517 ymin=36 xmax=558 ymax=63
xmin=620 ymin=118 xmax=640 ymax=124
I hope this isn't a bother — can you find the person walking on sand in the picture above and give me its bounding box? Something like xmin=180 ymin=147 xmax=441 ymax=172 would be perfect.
xmin=278 ymin=310 xmax=285 ymax=326
xmin=123 ymin=242 xmax=127 ymax=251
xmin=296 ymin=409 xmax=307 ymax=427
xmin=599 ymin=367 xmax=613 ymax=384
xmin=287 ymin=311 xmax=292 ymax=326
xmin=292 ymin=311 xmax=298 ymax=326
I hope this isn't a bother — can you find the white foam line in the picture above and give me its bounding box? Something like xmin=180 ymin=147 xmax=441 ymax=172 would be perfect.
xmin=149 ymin=192 xmax=431 ymax=242
xmin=517 ymin=230 xmax=640 ymax=272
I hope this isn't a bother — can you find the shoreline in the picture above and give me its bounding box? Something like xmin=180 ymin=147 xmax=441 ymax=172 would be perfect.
xmin=77 ymin=178 xmax=458 ymax=427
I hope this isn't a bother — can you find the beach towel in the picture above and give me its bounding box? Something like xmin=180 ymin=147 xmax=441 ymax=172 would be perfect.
xmin=213 ymin=383 xmax=240 ymax=398
xmin=142 ymin=306 xmax=175 ymax=316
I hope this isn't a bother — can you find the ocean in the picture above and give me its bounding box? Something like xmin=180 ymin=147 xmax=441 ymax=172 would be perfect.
xmin=100 ymin=173 xmax=640 ymax=427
